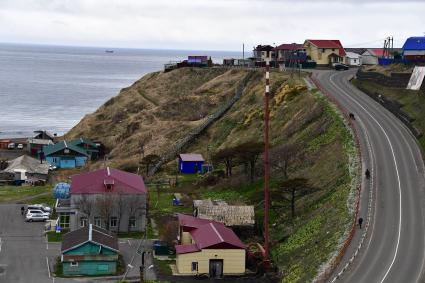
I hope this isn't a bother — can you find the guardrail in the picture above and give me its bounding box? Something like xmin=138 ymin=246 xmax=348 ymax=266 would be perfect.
xmin=148 ymin=71 xmax=256 ymax=176
xmin=309 ymin=73 xmax=363 ymax=283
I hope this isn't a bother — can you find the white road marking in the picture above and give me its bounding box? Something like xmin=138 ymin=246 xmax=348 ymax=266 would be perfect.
xmin=330 ymin=73 xmax=402 ymax=283
xmin=46 ymin=256 xmax=51 ymax=278
xmin=0 ymin=237 xmax=2 ymax=253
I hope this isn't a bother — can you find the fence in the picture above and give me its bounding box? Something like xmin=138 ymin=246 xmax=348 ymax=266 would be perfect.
xmin=309 ymin=74 xmax=363 ymax=283
xmin=148 ymin=71 xmax=257 ymax=176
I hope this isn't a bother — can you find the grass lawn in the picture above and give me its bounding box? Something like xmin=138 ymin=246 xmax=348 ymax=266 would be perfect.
xmin=47 ymin=231 xmax=63 ymax=242
xmin=0 ymin=185 xmax=52 ymax=203
xmin=153 ymin=258 xmax=173 ymax=276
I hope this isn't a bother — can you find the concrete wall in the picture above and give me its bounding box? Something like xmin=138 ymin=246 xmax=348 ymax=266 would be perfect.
xmin=70 ymin=193 xmax=147 ymax=232
xmin=176 ymin=249 xmax=246 ymax=275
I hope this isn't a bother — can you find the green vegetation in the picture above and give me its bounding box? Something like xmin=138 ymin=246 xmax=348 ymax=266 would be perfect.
xmin=0 ymin=185 xmax=52 ymax=203
xmin=47 ymin=231 xmax=63 ymax=242
xmin=153 ymin=258 xmax=173 ymax=275
xmin=117 ymin=231 xmax=143 ymax=239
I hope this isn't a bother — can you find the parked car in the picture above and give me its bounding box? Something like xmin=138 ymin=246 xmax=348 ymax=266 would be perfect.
xmin=334 ymin=63 xmax=349 ymax=71
xmin=27 ymin=204 xmax=52 ymax=215
xmin=7 ymin=143 xmax=15 ymax=149
xmin=26 ymin=210 xmax=49 ymax=222
xmin=48 ymin=164 xmax=57 ymax=171
xmin=17 ymin=144 xmax=24 ymax=149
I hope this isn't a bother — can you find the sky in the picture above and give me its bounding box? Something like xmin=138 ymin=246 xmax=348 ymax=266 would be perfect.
xmin=0 ymin=0 xmax=424 ymax=51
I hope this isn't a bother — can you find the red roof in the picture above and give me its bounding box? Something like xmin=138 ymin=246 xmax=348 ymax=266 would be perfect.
xmin=367 ymin=48 xmax=385 ymax=57
xmin=306 ymin=39 xmax=346 ymax=56
xmin=179 ymin=153 xmax=204 ymax=162
xmin=71 ymin=167 xmax=147 ymax=194
xmin=176 ymin=214 xmax=245 ymax=254
xmin=276 ymin=43 xmax=304 ymax=50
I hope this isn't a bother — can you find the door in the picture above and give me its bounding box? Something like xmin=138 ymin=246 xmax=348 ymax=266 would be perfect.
xmin=209 ymin=259 xmax=223 ymax=278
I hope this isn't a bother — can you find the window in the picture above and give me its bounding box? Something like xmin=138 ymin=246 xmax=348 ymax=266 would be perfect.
xmin=80 ymin=217 xmax=87 ymax=227
xmin=94 ymin=217 xmax=101 ymax=227
xmin=191 ymin=262 xmax=198 ymax=271
xmin=70 ymin=262 xmax=78 ymax=267
xmin=332 ymin=48 xmax=335 ymax=51
xmin=354 ymin=59 xmax=357 ymax=63
xmin=59 ymin=213 xmax=70 ymax=228
xmin=129 ymin=216 xmax=136 ymax=228
xmin=322 ymin=48 xmax=325 ymax=52
xmin=110 ymin=216 xmax=117 ymax=228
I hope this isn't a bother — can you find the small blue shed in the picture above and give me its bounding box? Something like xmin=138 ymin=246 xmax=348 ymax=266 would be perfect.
xmin=179 ymin=153 xmax=204 ymax=174
xmin=42 ymin=141 xmax=89 ymax=169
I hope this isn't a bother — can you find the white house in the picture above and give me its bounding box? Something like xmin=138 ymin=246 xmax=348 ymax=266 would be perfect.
xmin=345 ymin=52 xmax=362 ymax=66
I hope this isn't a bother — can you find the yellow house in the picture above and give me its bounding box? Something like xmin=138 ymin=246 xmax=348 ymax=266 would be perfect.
xmin=175 ymin=214 xmax=246 ymax=278
xmin=304 ymin=39 xmax=346 ymax=66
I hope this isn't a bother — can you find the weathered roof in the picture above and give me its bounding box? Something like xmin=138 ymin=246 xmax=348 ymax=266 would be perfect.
xmin=254 ymin=44 xmax=274 ymax=51
xmin=363 ymin=48 xmax=385 ymax=57
xmin=71 ymin=167 xmax=147 ymax=194
xmin=176 ymin=214 xmax=245 ymax=254
xmin=178 ymin=213 xmax=218 ymax=229
xmin=403 ymin=37 xmax=425 ymax=51
xmin=276 ymin=43 xmax=304 ymax=50
xmin=68 ymin=138 xmax=98 ymax=149
xmin=305 ymin=39 xmax=346 ymax=56
xmin=43 ymin=141 xmax=89 ymax=157
xmin=344 ymin=48 xmax=367 ymax=55
xmin=61 ymin=224 xmax=118 ymax=253
xmin=179 ymin=153 xmax=204 ymax=162
xmin=34 ymin=130 xmax=55 ymax=140
xmin=345 ymin=52 xmax=361 ymax=59
xmin=194 ymin=199 xmax=255 ymax=226
xmin=27 ymin=138 xmax=54 ymax=145
xmin=5 ymin=155 xmax=49 ymax=175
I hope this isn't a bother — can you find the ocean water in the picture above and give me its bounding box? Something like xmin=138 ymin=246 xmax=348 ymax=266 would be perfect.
xmin=0 ymin=43 xmax=241 ymax=138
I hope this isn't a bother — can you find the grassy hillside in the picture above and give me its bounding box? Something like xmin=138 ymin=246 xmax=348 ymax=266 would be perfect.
xmin=67 ymin=67 xmax=358 ymax=282
xmin=352 ymin=78 xmax=425 ymax=149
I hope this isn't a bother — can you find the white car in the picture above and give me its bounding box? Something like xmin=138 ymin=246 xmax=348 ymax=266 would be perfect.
xmin=17 ymin=144 xmax=24 ymax=149
xmin=26 ymin=210 xmax=49 ymax=222
xmin=27 ymin=204 xmax=52 ymax=215
xmin=7 ymin=143 xmax=15 ymax=149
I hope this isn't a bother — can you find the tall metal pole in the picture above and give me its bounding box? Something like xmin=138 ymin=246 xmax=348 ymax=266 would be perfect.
xmin=263 ymin=57 xmax=271 ymax=266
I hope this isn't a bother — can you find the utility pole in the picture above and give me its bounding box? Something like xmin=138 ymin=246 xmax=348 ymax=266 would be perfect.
xmin=243 ymin=43 xmax=245 ymax=67
xmin=263 ymin=55 xmax=271 ymax=268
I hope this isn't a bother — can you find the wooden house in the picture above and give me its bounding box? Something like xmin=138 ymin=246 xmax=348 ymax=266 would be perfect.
xmin=42 ymin=141 xmax=89 ymax=168
xmin=3 ymin=155 xmax=49 ymax=184
xmin=61 ymin=224 xmax=119 ymax=276
xmin=175 ymin=214 xmax=245 ymax=278
xmin=179 ymin=154 xmax=204 ymax=174
xmin=68 ymin=138 xmax=100 ymax=160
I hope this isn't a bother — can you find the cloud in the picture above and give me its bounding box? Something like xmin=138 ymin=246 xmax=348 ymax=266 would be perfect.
xmin=0 ymin=0 xmax=424 ymax=50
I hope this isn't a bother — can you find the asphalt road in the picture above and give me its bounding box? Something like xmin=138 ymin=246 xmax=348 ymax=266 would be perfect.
xmin=314 ymin=70 xmax=425 ymax=283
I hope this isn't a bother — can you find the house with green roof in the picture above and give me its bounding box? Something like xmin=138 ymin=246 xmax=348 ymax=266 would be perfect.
xmin=68 ymin=138 xmax=100 ymax=160
xmin=42 ymin=141 xmax=89 ymax=169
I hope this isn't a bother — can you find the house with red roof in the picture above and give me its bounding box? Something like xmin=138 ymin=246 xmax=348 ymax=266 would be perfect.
xmin=175 ymin=214 xmax=246 ymax=278
xmin=361 ymin=48 xmax=386 ymax=65
xmin=304 ymin=39 xmax=346 ymax=66
xmin=56 ymin=167 xmax=147 ymax=232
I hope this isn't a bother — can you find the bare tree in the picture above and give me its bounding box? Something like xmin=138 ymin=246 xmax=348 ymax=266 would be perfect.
xmin=213 ymin=148 xmax=237 ymax=177
xmin=270 ymin=143 xmax=302 ymax=178
xmin=127 ymin=196 xmax=145 ymax=232
xmin=96 ymin=195 xmax=115 ymax=230
xmin=234 ymin=141 xmax=263 ymax=183
xmin=114 ymin=193 xmax=126 ymax=234
xmin=75 ymin=195 xmax=95 ymax=223
xmin=141 ymin=154 xmax=160 ymax=176
xmin=271 ymin=178 xmax=315 ymax=218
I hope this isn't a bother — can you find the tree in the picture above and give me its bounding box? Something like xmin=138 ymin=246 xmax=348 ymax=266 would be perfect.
xmin=96 ymin=195 xmax=115 ymax=230
xmin=234 ymin=141 xmax=264 ymax=183
xmin=114 ymin=193 xmax=125 ymax=233
xmin=213 ymin=148 xmax=237 ymax=177
xmin=141 ymin=154 xmax=160 ymax=176
xmin=127 ymin=196 xmax=146 ymax=232
xmin=270 ymin=143 xmax=302 ymax=178
xmin=75 ymin=195 xmax=95 ymax=223
xmin=272 ymin=178 xmax=314 ymax=218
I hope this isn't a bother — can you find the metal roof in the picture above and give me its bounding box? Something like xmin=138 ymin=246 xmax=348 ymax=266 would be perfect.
xmin=70 ymin=167 xmax=147 ymax=194
xmin=276 ymin=43 xmax=304 ymax=50
xmin=42 ymin=141 xmax=89 ymax=157
xmin=61 ymin=224 xmax=118 ymax=253
xmin=305 ymin=39 xmax=346 ymax=56
xmin=5 ymin=155 xmax=49 ymax=175
xmin=403 ymin=37 xmax=425 ymax=50
xmin=179 ymin=153 xmax=204 ymax=162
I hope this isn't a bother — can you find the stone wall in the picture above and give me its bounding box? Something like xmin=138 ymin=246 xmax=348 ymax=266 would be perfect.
xmin=356 ymin=69 xmax=425 ymax=91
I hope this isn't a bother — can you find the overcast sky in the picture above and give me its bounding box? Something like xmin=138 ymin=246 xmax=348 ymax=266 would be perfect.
xmin=0 ymin=0 xmax=424 ymax=51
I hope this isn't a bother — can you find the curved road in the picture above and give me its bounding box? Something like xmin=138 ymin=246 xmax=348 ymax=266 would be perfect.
xmin=314 ymin=70 xmax=425 ymax=283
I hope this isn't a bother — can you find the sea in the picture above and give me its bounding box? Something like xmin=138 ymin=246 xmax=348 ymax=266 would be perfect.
xmin=0 ymin=43 xmax=242 ymax=139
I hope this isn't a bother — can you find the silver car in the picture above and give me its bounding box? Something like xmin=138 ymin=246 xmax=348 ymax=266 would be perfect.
xmin=26 ymin=210 xmax=49 ymax=222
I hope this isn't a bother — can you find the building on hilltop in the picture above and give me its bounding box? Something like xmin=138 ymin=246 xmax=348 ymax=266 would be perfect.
xmin=178 ymin=153 xmax=204 ymax=174
xmin=304 ymin=39 xmax=346 ymax=66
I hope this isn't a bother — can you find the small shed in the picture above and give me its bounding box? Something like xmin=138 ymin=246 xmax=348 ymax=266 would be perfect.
xmin=4 ymin=155 xmax=49 ymax=183
xmin=61 ymin=224 xmax=119 ymax=276
xmin=345 ymin=52 xmax=362 ymax=66
xmin=178 ymin=154 xmax=204 ymax=174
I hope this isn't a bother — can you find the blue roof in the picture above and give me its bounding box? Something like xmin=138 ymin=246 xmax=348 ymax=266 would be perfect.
xmin=403 ymin=37 xmax=425 ymax=50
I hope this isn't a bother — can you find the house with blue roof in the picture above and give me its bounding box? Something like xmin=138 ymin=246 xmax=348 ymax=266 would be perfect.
xmin=42 ymin=141 xmax=89 ymax=169
xmin=403 ymin=37 xmax=425 ymax=63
